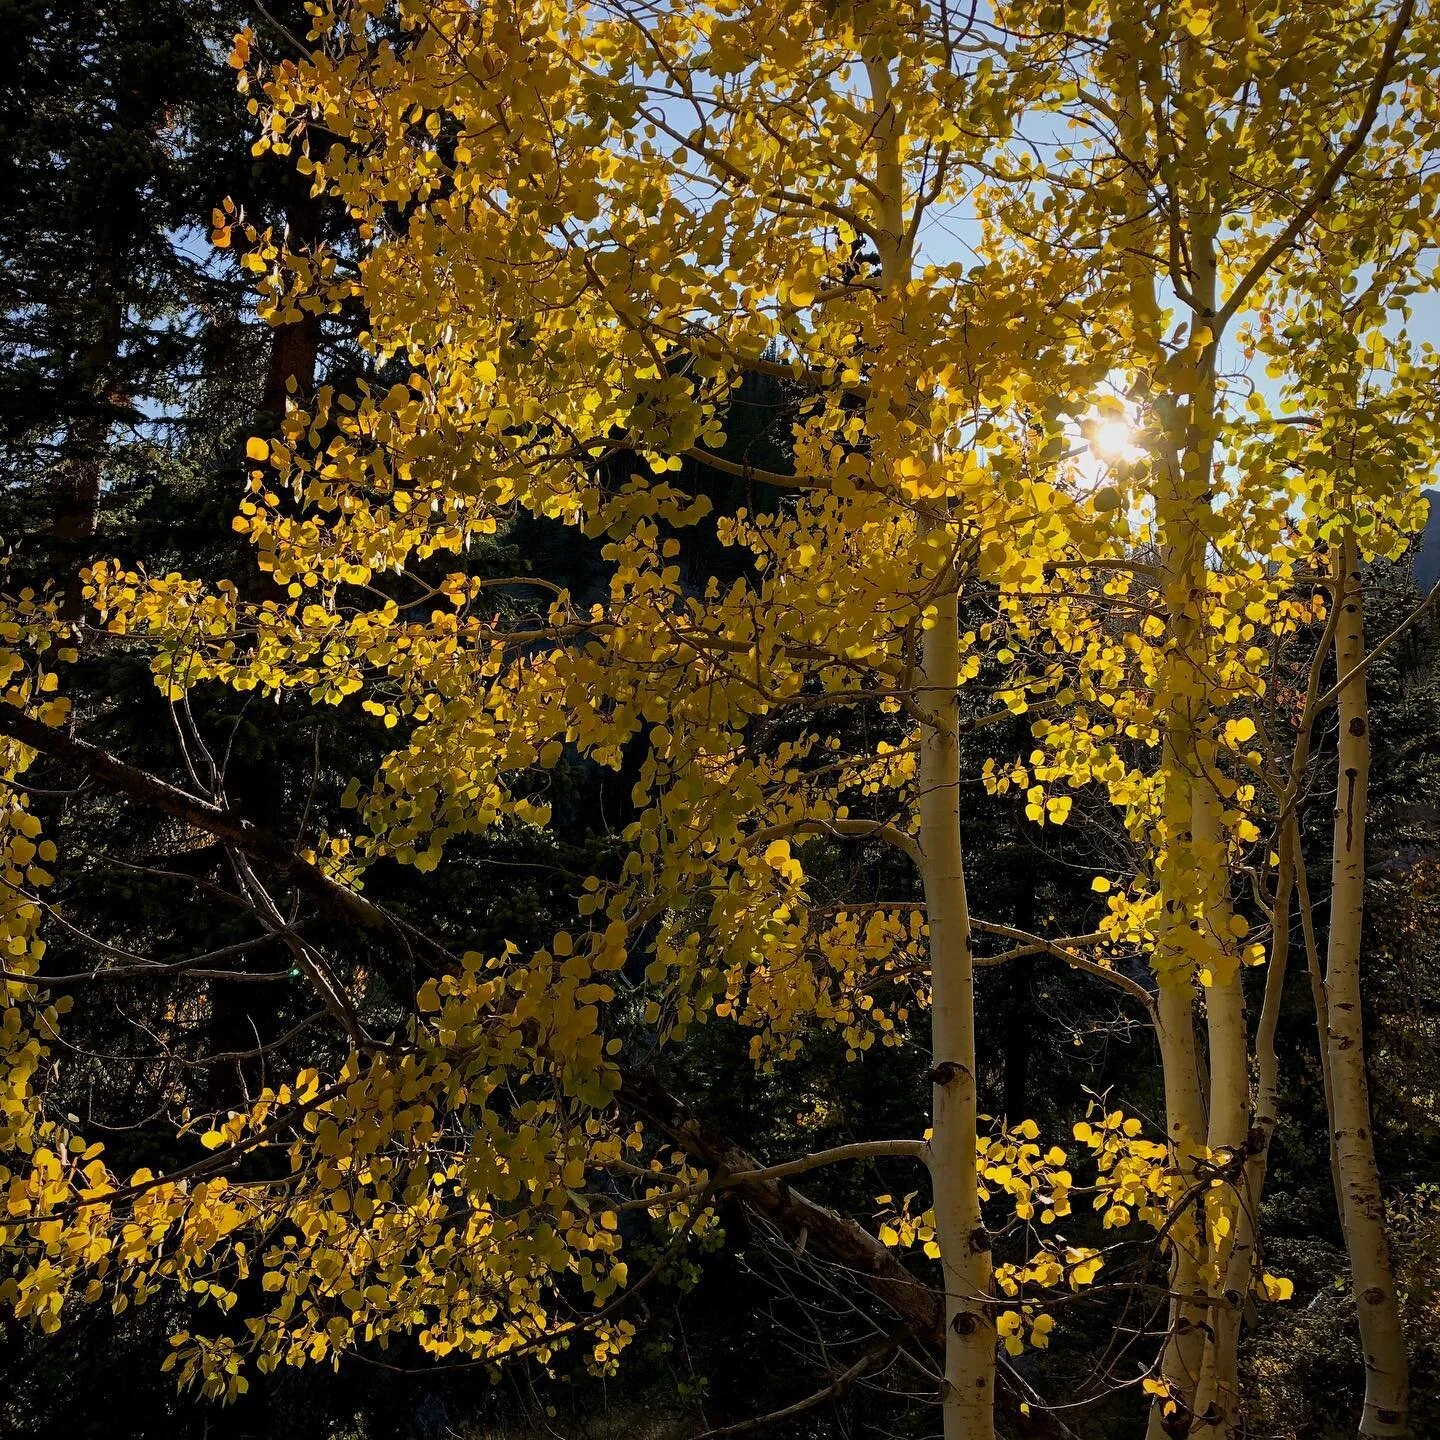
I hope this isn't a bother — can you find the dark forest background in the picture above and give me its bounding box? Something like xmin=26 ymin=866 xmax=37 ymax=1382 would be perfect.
xmin=1 ymin=4 xmax=1438 ymax=1436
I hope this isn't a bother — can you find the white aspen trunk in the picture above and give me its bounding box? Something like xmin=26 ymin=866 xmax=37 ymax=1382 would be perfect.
xmin=1146 ymin=578 xmax=1216 ymax=1439
xmin=1141 ymin=73 xmax=1250 ymax=1401
xmin=1202 ymin=824 xmax=1298 ymax=1437
xmin=1190 ymin=990 xmax=1248 ymax=1430
xmin=919 ymin=584 xmax=995 ymax=1440
xmin=1187 ymin=770 xmax=1250 ymax=1438
xmin=1205 ymin=559 xmax=1343 ymax=1433
xmin=1105 ymin=32 xmax=1256 ymax=1432
xmin=1149 ymin=411 xmax=1230 ymax=1438
xmin=1167 ymin=87 xmax=1256 ymax=1430
xmin=859 ymin=52 xmax=993 ymax=1437
xmin=1326 ymin=537 xmax=1410 ymax=1438
xmin=1150 ymin=975 xmax=1207 ymax=1440
xmin=1102 ymin=59 xmax=1211 ymax=1426
xmin=1198 ymin=550 xmax=1350 ymax=1436
xmin=1145 ymin=375 xmax=1218 ymax=1431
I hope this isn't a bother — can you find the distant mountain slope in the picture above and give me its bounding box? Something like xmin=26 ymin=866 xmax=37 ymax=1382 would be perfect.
xmin=1419 ymin=489 xmax=1440 ymax=591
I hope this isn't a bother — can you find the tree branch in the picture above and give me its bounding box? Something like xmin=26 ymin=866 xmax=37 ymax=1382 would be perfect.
xmin=1313 ymin=575 xmax=1440 ymax=715
xmin=617 ymin=1069 xmax=1074 ymax=1440
xmin=683 ymin=446 xmax=834 ymax=493
xmin=691 ymin=1327 xmax=908 ymax=1438
xmin=970 ymin=920 xmax=1155 ymax=1017
xmin=618 ymin=1138 xmax=929 ymax=1210
xmin=0 ymin=706 xmax=411 ymax=948
xmin=1216 ymin=0 xmax=1416 ymax=327
xmin=750 ymin=816 xmax=922 ymax=869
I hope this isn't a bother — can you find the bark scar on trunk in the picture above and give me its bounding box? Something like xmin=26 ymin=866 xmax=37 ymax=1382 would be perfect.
xmin=926 ymin=1060 xmax=968 ymax=1087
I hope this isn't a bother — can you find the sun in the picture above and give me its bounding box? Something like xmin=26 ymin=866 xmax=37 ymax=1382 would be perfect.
xmin=1090 ymin=416 xmax=1139 ymax=462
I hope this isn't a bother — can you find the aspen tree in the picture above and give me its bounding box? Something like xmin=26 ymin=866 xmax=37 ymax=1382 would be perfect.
xmin=3 ymin=8 xmax=1127 ymax=1436
xmin=918 ymin=577 xmax=994 ymax=1435
xmin=1325 ymin=535 xmax=1410 ymax=1437
xmin=977 ymin=5 xmax=1440 ymax=1434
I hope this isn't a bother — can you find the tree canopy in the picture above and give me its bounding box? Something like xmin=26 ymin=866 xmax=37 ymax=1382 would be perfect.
xmin=2 ymin=4 xmax=1440 ymax=1439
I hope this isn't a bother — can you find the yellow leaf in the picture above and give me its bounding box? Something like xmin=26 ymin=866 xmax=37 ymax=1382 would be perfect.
xmin=789 ymin=272 xmax=818 ymax=307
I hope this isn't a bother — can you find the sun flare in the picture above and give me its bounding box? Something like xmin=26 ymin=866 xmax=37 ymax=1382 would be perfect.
xmin=1090 ymin=416 xmax=1140 ymax=462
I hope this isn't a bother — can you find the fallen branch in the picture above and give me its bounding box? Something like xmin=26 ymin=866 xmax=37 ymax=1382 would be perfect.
xmin=617 ymin=1068 xmax=1074 ymax=1440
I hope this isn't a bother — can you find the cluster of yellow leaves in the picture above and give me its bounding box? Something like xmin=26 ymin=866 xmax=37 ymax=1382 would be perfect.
xmin=874 ymin=1110 xmax=1162 ymax=1355
xmin=871 ymin=1099 xmax=1297 ymax=1361
xmin=1071 ymin=1106 xmax=1170 ymax=1232
xmin=0 ymin=927 xmax=676 ymax=1399
xmin=0 ymin=595 xmax=94 ymax=1324
xmin=0 ymin=581 xmax=679 ymax=1388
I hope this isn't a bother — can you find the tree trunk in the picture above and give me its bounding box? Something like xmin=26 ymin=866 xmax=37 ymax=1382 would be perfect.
xmin=1144 ymin=185 xmax=1260 ymax=1427
xmin=1325 ymin=536 xmax=1410 ymax=1438
xmin=1147 ymin=415 xmax=1222 ymax=1438
xmin=1149 ymin=974 xmax=1207 ymax=1439
xmin=1296 ymin=846 xmax=1346 ymax=1222
xmin=259 ymin=192 xmax=322 ymax=423
xmin=1207 ymin=821 xmax=1299 ymax=1437
xmin=52 ymin=287 xmax=127 ymax=623
xmin=1188 ymin=779 xmax=1250 ymax=1438
xmin=919 ymin=583 xmax=994 ymax=1440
